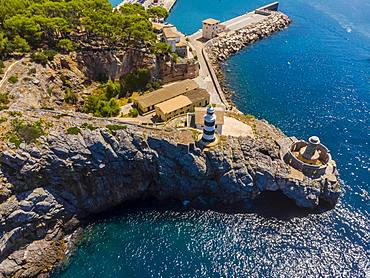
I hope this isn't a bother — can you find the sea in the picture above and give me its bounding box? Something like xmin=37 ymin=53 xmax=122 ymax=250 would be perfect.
xmin=54 ymin=0 xmax=370 ymax=276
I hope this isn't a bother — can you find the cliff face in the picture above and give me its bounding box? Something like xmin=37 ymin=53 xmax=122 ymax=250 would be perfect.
xmin=0 ymin=124 xmax=340 ymax=276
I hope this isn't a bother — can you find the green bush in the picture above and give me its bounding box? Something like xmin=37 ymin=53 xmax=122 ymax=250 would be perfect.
xmin=6 ymin=119 xmax=45 ymax=147
xmin=43 ymin=50 xmax=57 ymax=61
xmin=83 ymin=81 xmax=122 ymax=118
xmin=64 ymin=88 xmax=77 ymax=104
xmin=66 ymin=126 xmax=80 ymax=135
xmin=0 ymin=117 xmax=7 ymax=124
xmin=128 ymin=108 xmax=139 ymax=118
xmin=57 ymin=39 xmax=74 ymax=52
xmin=81 ymin=123 xmax=97 ymax=131
xmin=31 ymin=52 xmax=48 ymax=65
xmin=106 ymin=124 xmax=127 ymax=134
xmin=122 ymin=68 xmax=152 ymax=95
xmin=0 ymin=92 xmax=9 ymax=105
xmin=8 ymin=75 xmax=18 ymax=84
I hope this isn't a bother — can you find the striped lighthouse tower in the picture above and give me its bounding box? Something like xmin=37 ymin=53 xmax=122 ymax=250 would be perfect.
xmin=202 ymin=106 xmax=216 ymax=143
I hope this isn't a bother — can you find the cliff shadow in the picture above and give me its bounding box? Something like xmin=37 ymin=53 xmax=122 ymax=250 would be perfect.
xmin=247 ymin=190 xmax=331 ymax=221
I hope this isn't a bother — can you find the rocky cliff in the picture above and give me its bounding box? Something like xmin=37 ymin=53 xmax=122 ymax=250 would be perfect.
xmin=0 ymin=118 xmax=340 ymax=276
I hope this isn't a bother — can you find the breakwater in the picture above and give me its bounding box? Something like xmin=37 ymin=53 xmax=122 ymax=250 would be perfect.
xmin=205 ymin=11 xmax=291 ymax=104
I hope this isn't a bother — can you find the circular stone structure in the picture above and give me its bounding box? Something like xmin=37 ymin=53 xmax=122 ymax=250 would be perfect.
xmin=284 ymin=136 xmax=335 ymax=178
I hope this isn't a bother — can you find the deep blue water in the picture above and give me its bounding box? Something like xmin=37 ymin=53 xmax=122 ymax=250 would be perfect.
xmin=55 ymin=0 xmax=370 ymax=276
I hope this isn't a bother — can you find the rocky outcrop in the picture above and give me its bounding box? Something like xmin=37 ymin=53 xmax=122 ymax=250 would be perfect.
xmin=75 ymin=48 xmax=153 ymax=81
xmin=0 ymin=124 xmax=340 ymax=276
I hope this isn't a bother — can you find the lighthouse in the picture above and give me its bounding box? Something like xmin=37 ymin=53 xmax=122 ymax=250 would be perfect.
xmin=201 ymin=106 xmax=216 ymax=143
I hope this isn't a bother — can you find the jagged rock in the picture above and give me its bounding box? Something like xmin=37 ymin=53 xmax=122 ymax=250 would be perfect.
xmin=0 ymin=125 xmax=340 ymax=276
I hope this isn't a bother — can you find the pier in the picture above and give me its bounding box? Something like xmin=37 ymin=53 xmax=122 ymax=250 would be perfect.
xmin=188 ymin=2 xmax=290 ymax=109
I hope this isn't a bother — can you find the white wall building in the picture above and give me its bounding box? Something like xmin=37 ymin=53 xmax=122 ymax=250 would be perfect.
xmin=202 ymin=18 xmax=222 ymax=40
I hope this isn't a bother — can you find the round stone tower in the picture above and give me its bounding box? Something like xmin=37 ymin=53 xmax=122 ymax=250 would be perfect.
xmin=301 ymin=136 xmax=321 ymax=161
xmin=202 ymin=106 xmax=216 ymax=143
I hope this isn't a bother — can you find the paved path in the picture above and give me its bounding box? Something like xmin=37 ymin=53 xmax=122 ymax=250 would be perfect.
xmin=0 ymin=60 xmax=21 ymax=89
xmin=223 ymin=12 xmax=266 ymax=31
xmin=223 ymin=116 xmax=254 ymax=138
xmin=188 ymin=31 xmax=224 ymax=106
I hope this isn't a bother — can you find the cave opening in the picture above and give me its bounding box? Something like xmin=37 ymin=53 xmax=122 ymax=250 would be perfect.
xmin=248 ymin=190 xmax=316 ymax=220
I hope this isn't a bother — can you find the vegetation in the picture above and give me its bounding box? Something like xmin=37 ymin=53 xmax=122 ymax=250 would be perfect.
xmin=66 ymin=126 xmax=80 ymax=135
xmin=0 ymin=1 xmax=167 ymax=57
xmin=64 ymin=88 xmax=78 ymax=104
xmin=128 ymin=108 xmax=139 ymax=118
xmin=83 ymin=90 xmax=120 ymax=118
xmin=6 ymin=119 xmax=47 ymax=147
xmin=0 ymin=92 xmax=9 ymax=110
xmin=31 ymin=50 xmax=57 ymax=65
xmin=8 ymin=75 xmax=18 ymax=84
xmin=147 ymin=6 xmax=169 ymax=19
xmin=83 ymin=70 xmax=160 ymax=118
xmin=81 ymin=123 xmax=97 ymax=131
xmin=106 ymin=124 xmax=127 ymax=134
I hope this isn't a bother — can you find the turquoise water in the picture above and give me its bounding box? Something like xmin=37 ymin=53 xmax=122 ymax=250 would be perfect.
xmin=55 ymin=0 xmax=370 ymax=276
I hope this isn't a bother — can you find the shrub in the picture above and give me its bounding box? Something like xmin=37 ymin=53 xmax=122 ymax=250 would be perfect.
xmin=0 ymin=92 xmax=9 ymax=105
xmin=6 ymin=119 xmax=45 ymax=147
xmin=81 ymin=123 xmax=97 ymax=131
xmin=57 ymin=39 xmax=74 ymax=52
xmin=0 ymin=60 xmax=4 ymax=70
xmin=106 ymin=124 xmax=127 ymax=134
xmin=64 ymin=88 xmax=78 ymax=104
xmin=66 ymin=126 xmax=80 ymax=135
xmin=171 ymin=53 xmax=179 ymax=63
xmin=61 ymin=75 xmax=71 ymax=87
xmin=44 ymin=50 xmax=57 ymax=61
xmin=83 ymin=86 xmax=121 ymax=118
xmin=8 ymin=75 xmax=18 ymax=84
xmin=128 ymin=108 xmax=139 ymax=118
xmin=0 ymin=117 xmax=6 ymax=124
xmin=47 ymin=86 xmax=53 ymax=95
xmin=28 ymin=67 xmax=37 ymax=75
xmin=122 ymin=68 xmax=152 ymax=95
xmin=105 ymin=80 xmax=121 ymax=99
xmin=31 ymin=52 xmax=48 ymax=65
xmin=8 ymin=35 xmax=30 ymax=54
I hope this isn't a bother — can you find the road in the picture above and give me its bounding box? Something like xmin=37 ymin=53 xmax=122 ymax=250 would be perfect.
xmin=188 ymin=31 xmax=224 ymax=106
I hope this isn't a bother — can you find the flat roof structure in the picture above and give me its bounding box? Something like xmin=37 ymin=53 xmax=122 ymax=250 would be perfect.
xmin=155 ymin=88 xmax=210 ymax=114
xmin=135 ymin=79 xmax=198 ymax=112
xmin=203 ymin=18 xmax=221 ymax=25
xmin=155 ymin=95 xmax=192 ymax=114
xmin=163 ymin=25 xmax=182 ymax=39
xmin=195 ymin=106 xmax=225 ymax=125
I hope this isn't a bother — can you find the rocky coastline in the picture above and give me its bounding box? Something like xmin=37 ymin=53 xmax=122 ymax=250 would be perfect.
xmin=0 ymin=7 xmax=341 ymax=278
xmin=205 ymin=11 xmax=292 ymax=104
xmin=0 ymin=113 xmax=340 ymax=276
